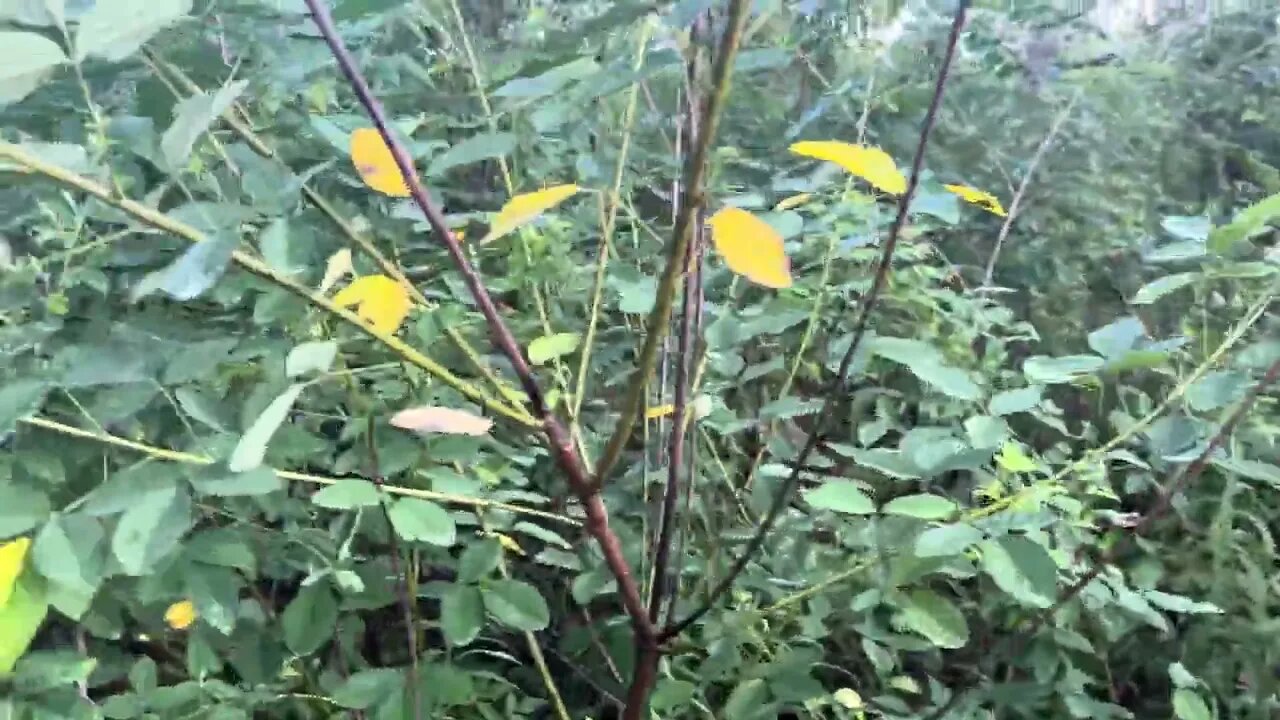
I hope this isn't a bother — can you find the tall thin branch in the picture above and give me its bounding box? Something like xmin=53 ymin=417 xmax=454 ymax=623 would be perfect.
xmin=592 ymin=0 xmax=752 ymax=489
xmin=662 ymin=0 xmax=972 ymax=642
xmin=301 ymin=0 xmax=655 ymax=645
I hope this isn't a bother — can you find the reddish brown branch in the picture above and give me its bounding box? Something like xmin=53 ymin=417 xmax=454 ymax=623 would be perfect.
xmin=662 ymin=0 xmax=971 ymax=642
xmin=302 ymin=0 xmax=655 ymax=647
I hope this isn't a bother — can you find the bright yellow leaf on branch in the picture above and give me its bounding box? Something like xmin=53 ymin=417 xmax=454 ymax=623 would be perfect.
xmin=0 ymin=537 xmax=31 ymax=607
xmin=333 ymin=275 xmax=413 ymax=335
xmin=645 ymin=404 xmax=675 ymax=419
xmin=482 ymin=184 xmax=580 ymax=244
xmin=790 ymin=141 xmax=906 ymax=195
xmin=350 ymin=128 xmax=414 ymax=197
xmin=165 ymin=600 xmax=197 ymax=630
xmin=944 ymin=184 xmax=1008 ymax=217
xmin=708 ymin=207 xmax=792 ymax=289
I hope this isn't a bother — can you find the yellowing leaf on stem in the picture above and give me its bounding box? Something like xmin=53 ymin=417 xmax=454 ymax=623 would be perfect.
xmin=333 ymin=274 xmax=412 ymax=335
xmin=0 ymin=537 xmax=31 ymax=607
xmin=350 ymin=128 xmax=414 ymax=197
xmin=773 ymin=193 xmax=812 ymax=211
xmin=318 ymin=248 xmax=353 ymax=294
xmin=708 ymin=207 xmax=792 ymax=289
xmin=389 ymin=406 xmax=494 ymax=436
xmin=944 ymin=184 xmax=1007 ymax=217
xmin=165 ymin=600 xmax=197 ymax=630
xmin=481 ymin=184 xmax=579 ymax=244
xmin=645 ymin=404 xmax=674 ymax=419
xmin=790 ymin=140 xmax=906 ymax=195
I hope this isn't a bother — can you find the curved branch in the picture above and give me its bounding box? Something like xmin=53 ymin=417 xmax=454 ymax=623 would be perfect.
xmin=662 ymin=0 xmax=972 ymax=643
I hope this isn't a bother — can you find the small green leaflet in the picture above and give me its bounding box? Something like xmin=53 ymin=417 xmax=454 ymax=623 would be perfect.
xmin=528 ymin=332 xmax=580 ymax=365
xmin=312 ymin=479 xmax=380 ymax=510
xmin=0 ymin=32 xmax=67 ymax=105
xmin=386 ymin=498 xmax=456 ymax=546
xmin=228 ymin=384 xmax=304 ymax=472
xmin=482 ymin=578 xmax=550 ymax=631
xmin=160 ymin=80 xmax=249 ymax=170
xmin=881 ymin=494 xmax=958 ymax=520
xmin=805 ymin=480 xmax=874 ymax=515
xmin=427 ymin=132 xmax=517 ymax=177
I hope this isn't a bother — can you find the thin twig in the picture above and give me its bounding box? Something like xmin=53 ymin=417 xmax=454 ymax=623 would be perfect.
xmin=592 ymin=0 xmax=752 ymax=490
xmin=662 ymin=0 xmax=971 ymax=643
xmin=301 ymin=0 xmax=656 ymax=648
xmin=980 ymin=90 xmax=1078 ymax=287
xmin=365 ymin=418 xmax=420 ymax=720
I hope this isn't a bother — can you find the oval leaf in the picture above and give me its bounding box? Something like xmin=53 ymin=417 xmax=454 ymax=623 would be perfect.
xmin=790 ymin=140 xmax=906 ymax=195
xmin=482 ymin=184 xmax=579 ymax=243
xmin=332 ymin=275 xmax=413 ymax=335
xmin=350 ymin=128 xmax=414 ymax=197
xmin=528 ymin=332 xmax=581 ymax=366
xmin=943 ymin=184 xmax=1007 ymax=216
xmin=481 ymin=578 xmax=549 ymax=631
xmin=386 ymin=498 xmax=456 ymax=546
xmin=881 ymin=494 xmax=958 ymax=520
xmin=708 ymin=207 xmax=793 ymax=289
xmin=390 ymin=406 xmax=493 ymax=436
xmin=805 ymin=480 xmax=874 ymax=515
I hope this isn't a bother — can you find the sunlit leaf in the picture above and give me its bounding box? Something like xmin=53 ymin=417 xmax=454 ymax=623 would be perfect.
xmin=0 ymin=536 xmax=31 ymax=607
xmin=996 ymin=442 xmax=1038 ymax=473
xmin=708 ymin=207 xmax=792 ymax=289
xmin=943 ymin=184 xmax=1007 ymax=217
xmin=164 ymin=599 xmax=197 ymax=630
xmin=389 ymin=406 xmax=493 ymax=436
xmin=0 ymin=578 xmax=46 ymax=676
xmin=790 ymin=140 xmax=906 ymax=195
xmin=318 ymin=248 xmax=353 ymax=294
xmin=332 ymin=275 xmax=412 ymax=335
xmin=773 ymin=193 xmax=812 ymax=211
xmin=349 ymin=127 xmax=413 ymax=197
xmin=481 ymin=184 xmax=579 ymax=243
xmin=646 ymin=404 xmax=674 ymax=419
xmin=528 ymin=332 xmax=581 ymax=365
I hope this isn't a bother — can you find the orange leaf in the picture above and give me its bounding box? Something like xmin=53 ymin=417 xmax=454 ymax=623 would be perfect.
xmin=790 ymin=140 xmax=906 ymax=195
xmin=708 ymin=208 xmax=792 ymax=289
xmin=389 ymin=406 xmax=494 ymax=436
xmin=332 ymin=274 xmax=413 ymax=335
xmin=350 ymin=128 xmax=415 ymax=197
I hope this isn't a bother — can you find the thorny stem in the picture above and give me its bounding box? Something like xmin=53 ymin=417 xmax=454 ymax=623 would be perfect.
xmin=662 ymin=0 xmax=971 ymax=643
xmin=593 ymin=0 xmax=752 ymax=491
xmin=301 ymin=0 xmax=657 ymax=655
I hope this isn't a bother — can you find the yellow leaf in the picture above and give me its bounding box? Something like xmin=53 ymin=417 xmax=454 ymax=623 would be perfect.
xmin=164 ymin=599 xmax=197 ymax=630
xmin=333 ymin=274 xmax=413 ymax=335
xmin=645 ymin=404 xmax=675 ymax=419
xmin=350 ymin=127 xmax=414 ymax=197
xmin=494 ymin=533 xmax=525 ymax=556
xmin=995 ymin=441 xmax=1038 ymax=473
xmin=481 ymin=184 xmax=579 ymax=244
xmin=708 ymin=208 xmax=793 ymax=289
xmin=790 ymin=140 xmax=906 ymax=195
xmin=0 ymin=537 xmax=31 ymax=608
xmin=944 ymin=184 xmax=1007 ymax=217
xmin=389 ymin=406 xmax=494 ymax=436
xmin=318 ymin=248 xmax=353 ymax=294
xmin=773 ymin=193 xmax=812 ymax=211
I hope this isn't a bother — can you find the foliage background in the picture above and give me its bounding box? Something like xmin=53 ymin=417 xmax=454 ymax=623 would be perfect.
xmin=1 ymin=0 xmax=1278 ymax=719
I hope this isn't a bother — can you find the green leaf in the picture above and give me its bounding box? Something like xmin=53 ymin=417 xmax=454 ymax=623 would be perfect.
xmin=311 ymin=479 xmax=380 ymax=510
xmin=74 ymin=0 xmax=192 ymax=62
xmin=189 ymin=466 xmax=282 ymax=497
xmin=1186 ymin=370 xmax=1249 ymax=411
xmin=1142 ymin=589 xmax=1222 ymax=615
xmin=1022 ymin=355 xmax=1104 ymax=384
xmin=0 ymin=485 xmax=49 ymax=538
xmin=805 ymin=480 xmax=874 ymax=515
xmin=978 ymin=536 xmax=1056 ymax=608
xmin=456 ymin=539 xmax=502 ymax=583
xmin=427 ymin=132 xmax=517 ymax=176
xmin=14 ymin=650 xmax=96 ymax=693
xmin=111 ymin=482 xmax=191 ymax=575
xmin=914 ymin=523 xmax=984 ymax=558
xmin=492 ymin=57 xmax=599 ymax=100
xmin=481 ymin=579 xmax=549 ymax=631
xmin=285 ymin=341 xmax=338 ymax=378
xmin=1172 ymin=689 xmax=1212 ymax=720
xmin=1087 ymin=316 xmax=1146 ymax=359
xmin=386 ymin=498 xmax=456 ymax=546
xmin=0 ymin=0 xmax=60 ymax=25
xmin=1209 ymin=191 xmax=1280 ymax=253
xmin=32 ymin=514 xmax=103 ymax=596
xmin=528 ymin=332 xmax=580 ymax=365
xmin=1132 ymin=272 xmax=1198 ymax=305
xmin=228 ymin=384 xmax=304 ymax=472
xmin=0 ymin=579 xmax=48 ymax=677
xmin=759 ymin=396 xmax=824 ymax=420
xmin=881 ymin=494 xmax=958 ymax=520
xmin=331 ymin=668 xmax=403 ymax=709
xmin=723 ymin=678 xmax=771 ymax=720
xmin=897 ymin=589 xmax=969 ymax=649
xmin=440 ymin=584 xmax=484 ymax=646
xmin=131 ymin=232 xmax=240 ymax=302
xmin=281 ymin=581 xmax=337 ymax=656
xmin=160 ymin=80 xmax=248 ymax=169
xmin=908 ymin=359 xmax=983 ymax=400
xmin=0 ymin=32 xmax=67 ymax=105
